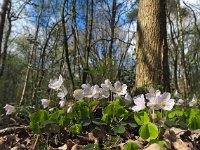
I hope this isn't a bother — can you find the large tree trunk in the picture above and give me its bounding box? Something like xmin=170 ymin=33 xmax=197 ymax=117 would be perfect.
xmin=135 ymin=0 xmax=170 ymax=91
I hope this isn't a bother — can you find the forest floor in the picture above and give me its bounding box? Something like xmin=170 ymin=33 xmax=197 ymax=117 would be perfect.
xmin=0 ymin=117 xmax=200 ymax=150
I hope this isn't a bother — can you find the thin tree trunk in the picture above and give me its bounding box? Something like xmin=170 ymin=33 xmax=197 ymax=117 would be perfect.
xmin=108 ymin=0 xmax=116 ymax=79
xmin=20 ymin=5 xmax=42 ymax=105
xmin=0 ymin=0 xmax=11 ymax=77
xmin=61 ymin=0 xmax=75 ymax=90
xmin=167 ymin=13 xmax=179 ymax=92
xmin=82 ymin=0 xmax=94 ymax=84
xmin=0 ymin=0 xmax=9 ymax=72
xmin=176 ymin=0 xmax=188 ymax=97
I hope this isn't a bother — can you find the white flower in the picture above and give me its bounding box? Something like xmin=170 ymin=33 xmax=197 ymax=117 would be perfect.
xmin=101 ymin=79 xmax=113 ymax=90
xmin=57 ymin=85 xmax=68 ymax=99
xmin=84 ymin=86 xmax=95 ymax=98
xmin=4 ymin=104 xmax=15 ymax=115
xmin=59 ymin=100 xmax=65 ymax=108
xmin=73 ymin=89 xmax=84 ymax=100
xmin=189 ymin=96 xmax=197 ymax=107
xmin=92 ymin=85 xmax=103 ymax=99
xmin=174 ymin=90 xmax=180 ymax=98
xmin=57 ymin=91 xmax=65 ymax=99
xmin=158 ymin=92 xmax=175 ymax=111
xmin=48 ymin=74 xmax=64 ymax=90
xmin=145 ymin=87 xmax=161 ymax=101
xmin=112 ymin=81 xmax=127 ymax=96
xmin=124 ymin=93 xmax=133 ymax=106
xmin=67 ymin=103 xmax=73 ymax=113
xmin=176 ymin=99 xmax=184 ymax=106
xmin=131 ymin=94 xmax=146 ymax=112
xmin=102 ymin=88 xmax=110 ymax=98
xmin=81 ymin=84 xmax=91 ymax=96
xmin=41 ymin=99 xmax=50 ymax=108
xmin=147 ymin=96 xmax=160 ymax=110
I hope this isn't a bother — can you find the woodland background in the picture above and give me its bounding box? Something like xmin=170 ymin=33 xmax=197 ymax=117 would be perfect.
xmin=0 ymin=0 xmax=199 ymax=111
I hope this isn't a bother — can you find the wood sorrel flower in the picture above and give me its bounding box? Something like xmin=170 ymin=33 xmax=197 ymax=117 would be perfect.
xmin=174 ymin=90 xmax=180 ymax=98
xmin=176 ymin=99 xmax=184 ymax=106
xmin=57 ymin=85 xmax=68 ymax=100
xmin=131 ymin=94 xmax=146 ymax=112
xmin=92 ymin=85 xmax=103 ymax=99
xmin=73 ymin=89 xmax=84 ymax=100
xmin=124 ymin=93 xmax=133 ymax=106
xmin=59 ymin=100 xmax=65 ymax=108
xmin=101 ymin=79 xmax=113 ymax=91
xmin=48 ymin=74 xmax=64 ymax=90
xmin=145 ymin=87 xmax=161 ymax=101
xmin=158 ymin=92 xmax=175 ymax=110
xmin=41 ymin=99 xmax=50 ymax=108
xmin=112 ymin=81 xmax=127 ymax=96
xmin=146 ymin=87 xmax=161 ymax=110
xmin=81 ymin=84 xmax=91 ymax=95
xmin=4 ymin=104 xmax=15 ymax=115
xmin=188 ymin=96 xmax=197 ymax=107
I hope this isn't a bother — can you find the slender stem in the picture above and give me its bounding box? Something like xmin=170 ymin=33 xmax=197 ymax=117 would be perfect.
xmin=32 ymin=134 xmax=40 ymax=150
xmin=152 ymin=108 xmax=155 ymax=123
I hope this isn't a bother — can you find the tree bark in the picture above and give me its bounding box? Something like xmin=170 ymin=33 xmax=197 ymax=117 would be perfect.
xmin=0 ymin=0 xmax=9 ymax=71
xmin=82 ymin=0 xmax=94 ymax=84
xmin=108 ymin=0 xmax=117 ymax=79
xmin=0 ymin=0 xmax=11 ymax=77
xmin=61 ymin=0 xmax=75 ymax=90
xmin=176 ymin=0 xmax=188 ymax=97
xmin=135 ymin=0 xmax=170 ymax=91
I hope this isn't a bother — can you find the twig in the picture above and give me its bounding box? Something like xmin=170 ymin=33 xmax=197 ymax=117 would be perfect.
xmin=32 ymin=134 xmax=40 ymax=150
xmin=0 ymin=126 xmax=28 ymax=136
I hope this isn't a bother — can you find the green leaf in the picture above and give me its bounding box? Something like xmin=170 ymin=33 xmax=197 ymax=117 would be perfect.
xmin=139 ymin=122 xmax=158 ymax=140
xmin=69 ymin=100 xmax=91 ymax=122
xmin=29 ymin=110 xmax=49 ymax=134
xmin=49 ymin=110 xmax=67 ymax=126
xmin=101 ymin=114 xmax=111 ymax=124
xmin=112 ymin=125 xmax=126 ymax=134
xmin=168 ymin=111 xmax=176 ymax=119
xmin=128 ymin=123 xmax=138 ymax=128
xmin=134 ymin=112 xmax=150 ymax=125
xmin=156 ymin=111 xmax=162 ymax=120
xmin=82 ymin=119 xmax=91 ymax=126
xmin=70 ymin=124 xmax=82 ymax=134
xmin=92 ymin=119 xmax=107 ymax=126
xmin=39 ymin=120 xmax=60 ymax=133
xmin=188 ymin=116 xmax=200 ymax=130
xmin=164 ymin=118 xmax=176 ymax=127
xmin=149 ymin=140 xmax=168 ymax=148
xmin=123 ymin=141 xmax=139 ymax=150
xmin=175 ymin=109 xmax=183 ymax=117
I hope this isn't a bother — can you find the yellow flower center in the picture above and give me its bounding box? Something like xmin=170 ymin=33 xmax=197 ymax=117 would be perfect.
xmin=162 ymin=101 xmax=166 ymax=107
xmin=116 ymin=88 xmax=121 ymax=93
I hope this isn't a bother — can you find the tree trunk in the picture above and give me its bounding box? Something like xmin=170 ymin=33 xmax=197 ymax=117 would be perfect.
xmin=61 ymin=0 xmax=75 ymax=90
xmin=82 ymin=0 xmax=94 ymax=84
xmin=0 ymin=0 xmax=11 ymax=77
xmin=0 ymin=0 xmax=9 ymax=71
xmin=108 ymin=0 xmax=116 ymax=79
xmin=135 ymin=0 xmax=170 ymax=91
xmin=167 ymin=13 xmax=179 ymax=92
xmin=176 ymin=0 xmax=188 ymax=97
